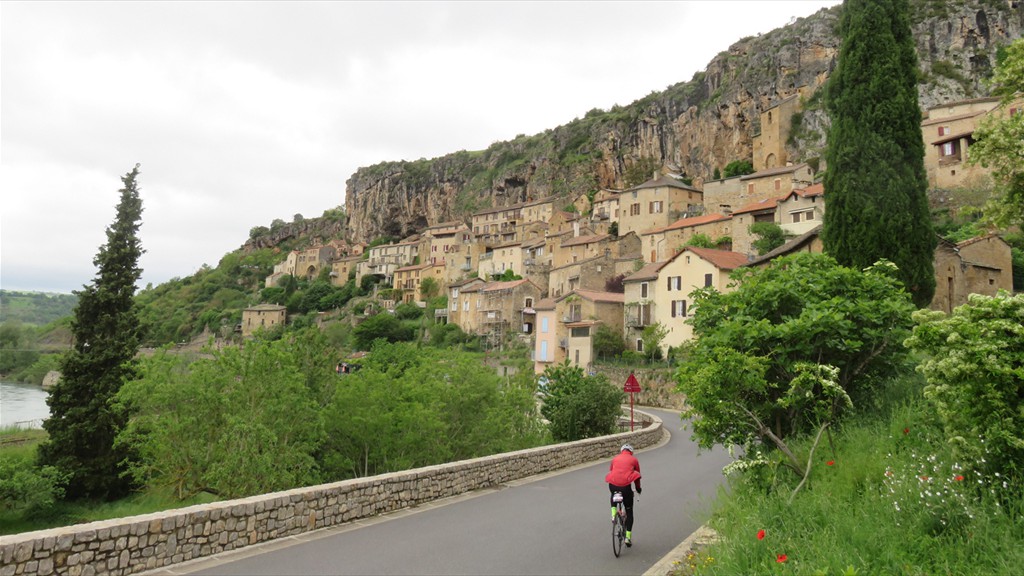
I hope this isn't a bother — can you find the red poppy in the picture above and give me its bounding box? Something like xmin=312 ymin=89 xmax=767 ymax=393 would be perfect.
xmin=954 ymin=475 xmax=964 ymax=481
xmin=903 ymin=427 xmax=910 ymax=435
xmin=826 ymin=460 xmax=834 ymax=466
xmin=776 ymin=554 xmax=788 ymax=563
xmin=757 ymin=529 xmax=765 ymax=540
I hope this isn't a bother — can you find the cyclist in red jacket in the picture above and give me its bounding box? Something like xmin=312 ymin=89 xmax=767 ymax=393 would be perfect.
xmin=605 ymin=444 xmax=642 ymax=547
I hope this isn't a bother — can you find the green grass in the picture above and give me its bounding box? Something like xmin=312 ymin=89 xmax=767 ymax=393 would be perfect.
xmin=0 ymin=428 xmax=221 ymax=535
xmin=680 ymin=380 xmax=1024 ymax=575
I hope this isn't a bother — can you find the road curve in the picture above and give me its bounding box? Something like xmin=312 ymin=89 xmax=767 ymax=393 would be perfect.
xmin=148 ymin=408 xmax=732 ymax=576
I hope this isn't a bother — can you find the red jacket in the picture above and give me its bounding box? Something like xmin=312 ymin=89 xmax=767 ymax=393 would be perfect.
xmin=605 ymin=451 xmax=641 ymax=488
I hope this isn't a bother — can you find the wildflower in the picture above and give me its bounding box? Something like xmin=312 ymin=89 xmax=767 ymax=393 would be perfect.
xmin=757 ymin=529 xmax=766 ymax=540
xmin=903 ymin=427 xmax=909 ymax=435
xmin=954 ymin=475 xmax=964 ymax=481
xmin=826 ymin=460 xmax=834 ymax=466
xmin=777 ymin=554 xmax=788 ymax=563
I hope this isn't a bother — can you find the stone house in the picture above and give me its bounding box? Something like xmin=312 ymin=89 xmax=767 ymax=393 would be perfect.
xmin=466 ymin=279 xmax=544 ymax=349
xmin=265 ymin=246 xmax=336 ymax=287
xmin=744 ymin=225 xmax=825 ymax=269
xmin=472 ymin=203 xmax=523 ymax=247
xmin=777 ymin=183 xmax=825 ymax=236
xmin=521 ymin=237 xmax=552 ymax=291
xmin=553 ymin=231 xmax=641 ymax=269
xmin=621 ymin=260 xmax=669 ymax=355
xmin=617 ymin=175 xmax=704 ymax=237
xmin=729 ymin=198 xmax=779 ymax=256
xmin=752 ymin=90 xmax=809 ymax=171
xmin=590 ymin=189 xmax=621 ymax=235
xmin=639 ymin=213 xmax=732 ymax=263
xmin=520 ymin=196 xmax=557 ymax=230
xmin=919 ymin=96 xmax=1024 ymax=189
xmin=931 ymin=233 xmax=1014 ymax=314
xmin=533 ymin=289 xmax=625 ymax=374
xmin=356 ymin=239 xmax=419 ymax=285
xmin=548 ymin=254 xmax=638 ymax=299
xmin=420 ymin=221 xmax=472 ymax=267
xmin=330 ymin=255 xmax=362 ymax=287
xmin=446 ymin=277 xmax=485 ymax=330
xmin=703 ymin=164 xmax=814 ymax=214
xmin=479 ymin=241 xmax=523 ymax=280
xmin=241 ymin=304 xmax=287 ymax=337
xmin=393 ymin=262 xmax=446 ymax=304
xmin=642 ymin=247 xmax=749 ymax=355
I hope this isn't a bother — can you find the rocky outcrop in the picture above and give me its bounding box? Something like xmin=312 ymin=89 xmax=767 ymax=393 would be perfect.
xmin=342 ymin=0 xmax=1022 ymax=244
xmin=241 ymin=216 xmax=346 ymax=252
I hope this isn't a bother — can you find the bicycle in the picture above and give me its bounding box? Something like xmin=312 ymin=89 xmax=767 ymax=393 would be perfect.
xmin=611 ymin=491 xmax=627 ymax=557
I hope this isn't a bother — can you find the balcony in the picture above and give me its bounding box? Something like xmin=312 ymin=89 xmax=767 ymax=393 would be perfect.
xmin=558 ymin=338 xmax=568 ymax=349
xmin=561 ymin=314 xmax=582 ymax=323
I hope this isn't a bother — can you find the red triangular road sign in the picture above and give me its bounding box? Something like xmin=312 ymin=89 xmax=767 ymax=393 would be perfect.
xmin=624 ymin=372 xmax=641 ymax=393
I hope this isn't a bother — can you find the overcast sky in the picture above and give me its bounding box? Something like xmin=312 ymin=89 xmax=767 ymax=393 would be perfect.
xmin=1 ymin=1 xmax=841 ymax=295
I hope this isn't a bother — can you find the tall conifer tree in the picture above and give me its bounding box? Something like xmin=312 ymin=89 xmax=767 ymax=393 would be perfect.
xmin=822 ymin=0 xmax=936 ymax=307
xmin=39 ymin=165 xmax=145 ymax=500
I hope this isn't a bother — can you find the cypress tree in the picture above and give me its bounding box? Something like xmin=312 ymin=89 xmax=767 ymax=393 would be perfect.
xmin=39 ymin=165 xmax=145 ymax=500
xmin=822 ymin=0 xmax=936 ymax=307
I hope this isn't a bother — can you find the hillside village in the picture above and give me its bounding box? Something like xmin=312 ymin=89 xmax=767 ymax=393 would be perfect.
xmin=246 ymin=91 xmax=1019 ymax=374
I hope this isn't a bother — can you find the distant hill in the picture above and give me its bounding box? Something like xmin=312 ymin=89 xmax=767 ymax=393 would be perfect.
xmin=0 ymin=290 xmax=78 ymax=327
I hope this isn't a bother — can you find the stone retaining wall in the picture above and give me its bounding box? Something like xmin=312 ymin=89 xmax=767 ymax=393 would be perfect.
xmin=1 ymin=411 xmax=662 ymax=576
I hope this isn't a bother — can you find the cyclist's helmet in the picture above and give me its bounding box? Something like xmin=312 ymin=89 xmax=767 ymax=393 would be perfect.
xmin=621 ymin=444 xmax=634 ymax=453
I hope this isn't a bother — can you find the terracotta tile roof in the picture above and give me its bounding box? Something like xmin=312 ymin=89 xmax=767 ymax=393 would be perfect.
xmin=624 ymin=261 xmax=669 ymax=282
xmin=732 ymin=198 xmax=778 ymax=215
xmin=628 ymin=174 xmax=701 ymax=193
xmin=643 ymin=212 xmax=730 ymax=235
xmin=743 ymin=225 xmax=823 ymax=267
xmin=571 ymin=289 xmax=625 ymax=304
xmin=481 ymin=278 xmax=540 ymax=293
xmin=534 ymin=298 xmax=557 ymax=310
xmin=685 ymin=247 xmax=750 ymax=270
xmin=931 ymin=131 xmax=974 ymax=146
xmin=920 ymin=110 xmax=988 ymax=126
xmin=779 ymin=182 xmax=824 ymax=201
xmin=740 ymin=163 xmax=810 ymax=180
xmin=561 ymin=233 xmax=611 ymax=248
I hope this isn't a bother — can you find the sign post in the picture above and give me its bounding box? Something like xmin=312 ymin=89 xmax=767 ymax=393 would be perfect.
xmin=623 ymin=372 xmax=641 ymax=431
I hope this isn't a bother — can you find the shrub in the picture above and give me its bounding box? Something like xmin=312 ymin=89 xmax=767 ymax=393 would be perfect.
xmin=905 ymin=292 xmax=1024 ymax=482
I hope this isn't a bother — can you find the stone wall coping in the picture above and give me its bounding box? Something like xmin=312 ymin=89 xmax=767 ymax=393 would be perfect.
xmin=1 ymin=409 xmax=662 ymax=575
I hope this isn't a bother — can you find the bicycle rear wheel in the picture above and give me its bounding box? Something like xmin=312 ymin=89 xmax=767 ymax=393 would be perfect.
xmin=611 ymin=505 xmax=624 ymax=557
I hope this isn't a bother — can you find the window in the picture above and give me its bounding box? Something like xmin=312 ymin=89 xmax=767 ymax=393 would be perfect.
xmin=540 ymin=340 xmax=549 ymax=361
xmin=541 ymin=317 xmax=549 ymax=333
xmin=747 ymin=183 xmax=755 ymax=194
xmin=525 ymin=297 xmax=534 ymax=308
xmin=671 ymin=300 xmax=687 ymax=318
xmin=636 ymin=339 xmax=644 ymax=353
xmin=666 ymin=276 xmax=681 ymax=291
xmin=942 ymin=142 xmax=955 ymax=156
xmin=792 ymin=212 xmax=801 ymax=223
xmin=704 ymin=273 xmax=713 ymax=287
xmin=938 ymin=125 xmax=948 ymax=136
xmin=649 ymin=201 xmax=664 ymax=214
xmin=806 ymin=211 xmax=814 ymax=220
xmin=640 ymin=282 xmax=649 ymax=299
xmin=774 ymin=178 xmax=781 ymax=191
xmin=630 ymin=203 xmax=641 ymax=216
xmin=571 ymin=327 xmax=590 ymax=338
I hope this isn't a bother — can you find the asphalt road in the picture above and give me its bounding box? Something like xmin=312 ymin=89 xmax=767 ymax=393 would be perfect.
xmin=150 ymin=408 xmax=733 ymax=576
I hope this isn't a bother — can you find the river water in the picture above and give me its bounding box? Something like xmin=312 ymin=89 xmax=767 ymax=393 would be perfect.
xmin=0 ymin=381 xmax=50 ymax=429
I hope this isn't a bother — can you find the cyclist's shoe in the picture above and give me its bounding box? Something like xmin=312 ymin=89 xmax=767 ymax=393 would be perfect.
xmin=625 ymin=537 xmax=632 ymax=547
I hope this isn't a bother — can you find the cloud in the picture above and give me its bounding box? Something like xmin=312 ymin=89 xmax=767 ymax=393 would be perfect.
xmin=0 ymin=0 xmax=841 ymax=294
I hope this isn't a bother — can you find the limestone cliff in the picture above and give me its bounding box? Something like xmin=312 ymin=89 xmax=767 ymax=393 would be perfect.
xmin=344 ymin=0 xmax=1023 ymax=244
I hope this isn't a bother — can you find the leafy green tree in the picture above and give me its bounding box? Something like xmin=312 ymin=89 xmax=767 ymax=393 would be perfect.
xmin=39 ymin=165 xmax=145 ymax=500
xmin=713 ymin=167 xmax=722 ymax=180
xmin=749 ymin=222 xmax=789 ymax=255
xmin=351 ymin=313 xmax=413 ymax=350
xmin=115 ymin=339 xmax=324 ymax=500
xmin=640 ymin=322 xmax=669 ymax=360
xmin=394 ymin=302 xmax=424 ymax=320
xmin=905 ymin=292 xmax=1024 ymax=482
xmin=822 ymin=0 xmax=936 ymax=307
xmin=968 ymin=38 xmax=1024 ymax=226
xmin=419 ymin=277 xmax=440 ymax=301
xmin=723 ymin=160 xmax=754 ymax=178
xmin=676 ymin=253 xmax=915 ymax=481
xmin=593 ymin=324 xmax=626 ymax=360
xmin=540 ymin=361 xmax=624 ymax=442
xmin=684 ymin=234 xmax=715 ymax=249
xmin=0 ymin=452 xmax=67 ymax=515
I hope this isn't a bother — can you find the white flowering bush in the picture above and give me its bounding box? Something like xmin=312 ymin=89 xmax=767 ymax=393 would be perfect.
xmin=905 ymin=292 xmax=1024 ymax=484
